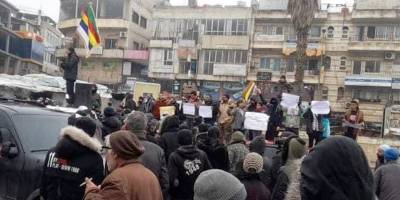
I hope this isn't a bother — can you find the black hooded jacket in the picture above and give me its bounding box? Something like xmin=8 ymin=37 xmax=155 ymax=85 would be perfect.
xmin=159 ymin=116 xmax=181 ymax=162
xmin=300 ymin=136 xmax=374 ymax=200
xmin=197 ymin=135 xmax=230 ymax=171
xmin=101 ymin=116 xmax=122 ymax=138
xmin=249 ymin=136 xmax=274 ymax=188
xmin=40 ymin=126 xmax=104 ymax=200
xmin=168 ymin=145 xmax=211 ymax=200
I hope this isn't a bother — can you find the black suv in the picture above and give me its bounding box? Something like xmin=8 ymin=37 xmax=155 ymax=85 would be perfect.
xmin=0 ymin=102 xmax=69 ymax=200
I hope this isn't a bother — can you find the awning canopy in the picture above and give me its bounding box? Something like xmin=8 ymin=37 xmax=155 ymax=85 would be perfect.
xmin=345 ymin=76 xmax=392 ymax=87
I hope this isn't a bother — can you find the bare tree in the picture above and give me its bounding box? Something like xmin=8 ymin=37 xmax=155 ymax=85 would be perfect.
xmin=288 ymin=0 xmax=320 ymax=83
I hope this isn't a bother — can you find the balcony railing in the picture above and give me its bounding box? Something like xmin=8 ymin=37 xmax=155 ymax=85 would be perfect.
xmin=350 ymin=35 xmax=400 ymax=42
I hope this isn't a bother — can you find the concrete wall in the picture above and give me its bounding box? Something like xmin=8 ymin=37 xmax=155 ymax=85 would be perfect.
xmin=259 ymin=0 xmax=288 ymax=10
xmin=355 ymin=0 xmax=400 ymax=10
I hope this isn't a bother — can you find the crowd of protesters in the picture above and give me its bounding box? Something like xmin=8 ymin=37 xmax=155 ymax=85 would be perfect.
xmin=38 ymin=87 xmax=400 ymax=200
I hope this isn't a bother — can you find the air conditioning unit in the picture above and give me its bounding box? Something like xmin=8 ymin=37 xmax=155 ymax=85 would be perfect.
xmin=384 ymin=52 xmax=395 ymax=60
xmin=119 ymin=32 xmax=127 ymax=38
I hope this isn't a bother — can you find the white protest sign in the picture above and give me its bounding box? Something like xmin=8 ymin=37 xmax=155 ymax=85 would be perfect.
xmin=199 ymin=106 xmax=213 ymax=118
xmin=244 ymin=112 xmax=270 ymax=131
xmin=183 ymin=103 xmax=196 ymax=115
xmin=281 ymin=93 xmax=300 ymax=108
xmin=311 ymin=101 xmax=330 ymax=115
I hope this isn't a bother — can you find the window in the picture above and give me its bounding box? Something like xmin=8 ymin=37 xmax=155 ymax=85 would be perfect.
xmin=367 ymin=26 xmax=376 ymax=39
xmin=164 ymin=49 xmax=173 ymax=66
xmin=263 ymin=24 xmax=284 ymax=35
xmin=140 ymin=16 xmax=147 ymax=29
xmin=203 ymin=49 xmax=247 ymax=75
xmin=105 ymin=39 xmax=117 ymax=49
xmin=133 ymin=42 xmax=139 ymax=50
xmin=323 ymin=56 xmax=331 ymax=71
xmin=321 ymin=86 xmax=329 ymax=100
xmin=310 ymin=26 xmax=321 ymax=38
xmin=353 ymin=89 xmax=387 ymax=102
xmin=98 ymin=0 xmax=123 ymax=19
xmin=353 ymin=61 xmax=361 ymax=74
xmin=132 ymin=11 xmax=139 ymax=24
xmin=340 ymin=57 xmax=347 ymax=66
xmin=308 ymin=59 xmax=319 ymax=71
xmin=205 ymin=19 xmax=225 ymax=35
xmin=342 ymin=26 xmax=349 ymax=38
xmin=260 ymin=57 xmax=281 ymax=71
xmin=365 ymin=61 xmax=380 ymax=73
xmin=180 ymin=60 xmax=197 ymax=74
xmin=287 ymin=58 xmax=295 ymax=72
xmin=327 ymin=26 xmax=334 ymax=38
xmin=337 ymin=87 xmax=345 ymax=100
xmin=231 ymin=19 xmax=248 ymax=35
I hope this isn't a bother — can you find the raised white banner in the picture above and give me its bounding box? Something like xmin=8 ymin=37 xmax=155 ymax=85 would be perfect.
xmin=183 ymin=103 xmax=196 ymax=115
xmin=199 ymin=106 xmax=213 ymax=118
xmin=244 ymin=112 xmax=270 ymax=131
xmin=281 ymin=93 xmax=300 ymax=108
xmin=311 ymin=101 xmax=330 ymax=115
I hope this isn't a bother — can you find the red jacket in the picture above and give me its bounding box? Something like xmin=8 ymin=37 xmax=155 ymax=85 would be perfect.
xmin=153 ymin=100 xmax=169 ymax=120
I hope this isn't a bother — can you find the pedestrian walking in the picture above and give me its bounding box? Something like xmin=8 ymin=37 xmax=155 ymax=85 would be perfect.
xmin=168 ymin=129 xmax=212 ymax=200
xmin=41 ymin=117 xmax=104 ymax=200
xmin=194 ymin=169 xmax=247 ymax=200
xmin=84 ymin=131 xmax=163 ymax=200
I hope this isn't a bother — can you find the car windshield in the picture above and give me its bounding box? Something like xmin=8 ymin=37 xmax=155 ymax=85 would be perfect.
xmin=12 ymin=114 xmax=68 ymax=152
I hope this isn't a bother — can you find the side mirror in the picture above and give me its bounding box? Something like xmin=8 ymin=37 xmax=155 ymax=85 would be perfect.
xmin=1 ymin=142 xmax=19 ymax=159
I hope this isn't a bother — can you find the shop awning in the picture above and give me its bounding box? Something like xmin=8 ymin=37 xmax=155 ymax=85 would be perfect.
xmin=345 ymin=76 xmax=392 ymax=87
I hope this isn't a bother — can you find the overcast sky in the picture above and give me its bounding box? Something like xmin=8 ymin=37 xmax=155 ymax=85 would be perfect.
xmin=12 ymin=0 xmax=354 ymax=22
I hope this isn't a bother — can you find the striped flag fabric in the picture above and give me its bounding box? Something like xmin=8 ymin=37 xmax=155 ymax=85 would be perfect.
xmin=77 ymin=3 xmax=101 ymax=52
xmin=243 ymin=81 xmax=256 ymax=102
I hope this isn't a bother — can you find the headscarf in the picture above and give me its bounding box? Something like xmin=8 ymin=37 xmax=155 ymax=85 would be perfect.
xmin=301 ymin=136 xmax=374 ymax=200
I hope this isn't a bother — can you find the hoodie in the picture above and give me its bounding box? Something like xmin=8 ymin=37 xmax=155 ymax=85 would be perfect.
xmin=168 ymin=145 xmax=212 ymax=200
xmin=41 ymin=126 xmax=104 ymax=200
xmin=249 ymin=137 xmax=274 ymax=188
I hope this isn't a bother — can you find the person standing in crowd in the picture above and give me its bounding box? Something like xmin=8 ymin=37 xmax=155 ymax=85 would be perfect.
xmin=286 ymin=136 xmax=374 ymax=200
xmin=271 ymin=136 xmax=306 ymax=200
xmin=84 ymin=131 xmax=163 ymax=200
xmin=230 ymin=100 xmax=246 ymax=132
xmin=168 ymin=129 xmax=212 ymax=200
xmin=204 ymin=95 xmax=218 ymax=125
xmin=282 ymin=103 xmax=301 ymax=135
xmin=137 ymin=96 xmax=145 ymax=112
xmin=101 ymin=107 xmax=122 ymax=139
xmin=189 ymin=91 xmax=201 ymax=106
xmin=228 ymin=131 xmax=250 ymax=174
xmin=321 ymin=112 xmax=331 ymax=140
xmin=218 ymin=94 xmax=232 ymax=144
xmin=375 ymin=144 xmax=391 ymax=170
xmin=374 ymin=147 xmax=400 ymax=200
xmin=249 ymin=136 xmax=273 ymax=188
xmin=123 ymin=93 xmax=137 ymax=111
xmin=123 ymin=112 xmax=169 ymax=199
xmin=303 ymin=105 xmax=323 ymax=149
xmin=153 ymin=94 xmax=170 ymax=120
xmin=145 ymin=113 xmax=161 ymax=145
xmin=144 ymin=95 xmax=156 ymax=114
xmin=90 ymin=85 xmax=102 ymax=112
xmin=247 ymin=97 xmax=258 ymax=112
xmin=344 ymin=100 xmax=364 ymax=140
xmin=194 ymin=169 xmax=247 ymax=200
xmin=266 ymin=98 xmax=283 ymax=141
xmin=196 ymin=126 xmax=230 ymax=171
xmin=238 ymin=152 xmax=271 ymax=200
xmin=41 ymin=117 xmax=104 ymax=200
xmin=159 ymin=115 xmax=181 ymax=163
xmin=61 ymin=47 xmax=79 ymax=105
xmin=68 ymin=105 xmax=89 ymax=125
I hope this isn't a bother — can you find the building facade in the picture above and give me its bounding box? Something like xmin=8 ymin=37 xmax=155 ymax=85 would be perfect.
xmin=56 ymin=0 xmax=163 ymax=86
xmin=149 ymin=5 xmax=252 ymax=99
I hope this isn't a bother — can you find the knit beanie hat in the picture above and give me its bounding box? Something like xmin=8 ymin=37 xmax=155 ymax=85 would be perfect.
xmin=178 ymin=129 xmax=193 ymax=146
xmin=109 ymin=130 xmax=144 ymax=160
xmin=75 ymin=117 xmax=97 ymax=137
xmin=287 ymin=137 xmax=306 ymax=160
xmin=194 ymin=169 xmax=247 ymax=200
xmin=125 ymin=111 xmax=148 ymax=132
xmin=103 ymin=107 xmax=116 ymax=117
xmin=231 ymin=131 xmax=245 ymax=143
xmin=243 ymin=152 xmax=264 ymax=174
xmin=384 ymin=148 xmax=399 ymax=161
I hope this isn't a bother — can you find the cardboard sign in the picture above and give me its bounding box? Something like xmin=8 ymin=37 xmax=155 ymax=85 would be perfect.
xmin=281 ymin=93 xmax=300 ymax=108
xmin=183 ymin=103 xmax=196 ymax=115
xmin=244 ymin=112 xmax=270 ymax=131
xmin=199 ymin=106 xmax=213 ymax=118
xmin=311 ymin=101 xmax=330 ymax=115
xmin=160 ymin=106 xmax=175 ymax=120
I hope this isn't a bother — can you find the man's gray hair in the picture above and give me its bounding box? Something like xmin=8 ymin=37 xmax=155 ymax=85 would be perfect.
xmin=124 ymin=111 xmax=148 ymax=132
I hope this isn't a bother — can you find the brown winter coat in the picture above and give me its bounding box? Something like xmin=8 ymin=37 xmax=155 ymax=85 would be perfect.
xmin=84 ymin=160 xmax=163 ymax=200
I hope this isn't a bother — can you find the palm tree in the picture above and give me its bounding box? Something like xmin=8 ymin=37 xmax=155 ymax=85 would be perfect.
xmin=288 ymin=0 xmax=320 ymax=83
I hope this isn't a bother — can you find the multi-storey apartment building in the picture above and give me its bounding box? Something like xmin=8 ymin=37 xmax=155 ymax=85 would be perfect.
xmin=56 ymin=0 xmax=165 ymax=85
xmin=148 ymin=3 xmax=252 ymax=98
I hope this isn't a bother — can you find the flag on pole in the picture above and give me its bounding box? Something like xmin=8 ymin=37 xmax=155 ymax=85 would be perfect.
xmin=77 ymin=3 xmax=101 ymax=53
xmin=243 ymin=81 xmax=256 ymax=102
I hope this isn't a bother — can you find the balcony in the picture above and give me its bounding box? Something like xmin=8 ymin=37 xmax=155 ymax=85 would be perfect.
xmin=201 ymin=35 xmax=249 ymax=50
xmin=345 ymin=73 xmax=393 ymax=87
xmin=252 ymin=33 xmax=285 ymax=49
xmin=55 ymin=48 xmax=124 ymax=59
xmin=123 ymin=50 xmax=149 ymax=61
xmin=58 ymin=19 xmax=129 ymax=30
xmin=348 ymin=35 xmax=400 ymax=51
xmin=149 ymin=40 xmax=173 ymax=48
